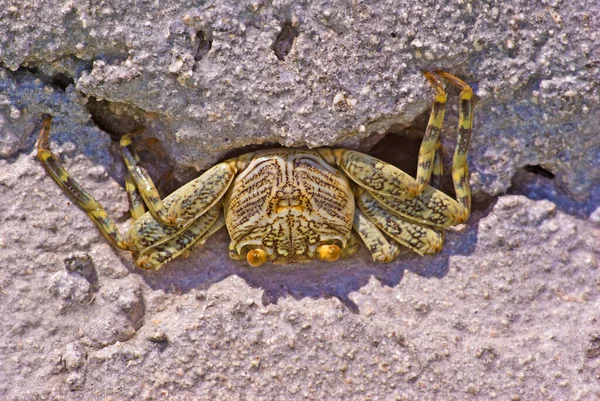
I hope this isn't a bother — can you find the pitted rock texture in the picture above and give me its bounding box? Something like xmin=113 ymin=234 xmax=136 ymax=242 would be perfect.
xmin=1 ymin=0 xmax=599 ymax=400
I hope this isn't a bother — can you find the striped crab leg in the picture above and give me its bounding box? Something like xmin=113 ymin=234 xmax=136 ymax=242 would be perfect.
xmin=37 ymin=116 xmax=129 ymax=250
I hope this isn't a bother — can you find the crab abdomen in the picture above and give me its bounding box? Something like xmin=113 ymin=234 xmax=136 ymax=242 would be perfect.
xmin=225 ymin=149 xmax=354 ymax=263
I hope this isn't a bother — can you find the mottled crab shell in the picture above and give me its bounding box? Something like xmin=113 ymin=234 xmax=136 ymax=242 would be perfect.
xmin=224 ymin=149 xmax=355 ymax=264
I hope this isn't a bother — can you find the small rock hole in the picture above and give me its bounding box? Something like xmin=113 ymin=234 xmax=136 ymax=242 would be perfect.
xmin=85 ymin=97 xmax=191 ymax=197
xmin=507 ymin=164 xmax=600 ymax=218
xmin=17 ymin=65 xmax=39 ymax=74
xmin=63 ymin=254 xmax=99 ymax=292
xmin=369 ymin=126 xmax=423 ymax=179
xmin=194 ymin=30 xmax=212 ymax=62
xmin=86 ymin=97 xmax=139 ymax=141
xmin=523 ymin=165 xmax=554 ymax=179
xmin=51 ymin=73 xmax=74 ymax=91
xmin=272 ymin=21 xmax=298 ymax=61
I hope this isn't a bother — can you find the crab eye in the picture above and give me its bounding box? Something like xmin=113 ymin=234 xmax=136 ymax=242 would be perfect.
xmin=317 ymin=244 xmax=341 ymax=262
xmin=247 ymin=249 xmax=268 ymax=267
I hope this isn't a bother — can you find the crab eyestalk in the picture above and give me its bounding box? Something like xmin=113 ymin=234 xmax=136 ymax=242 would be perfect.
xmin=247 ymin=249 xmax=268 ymax=267
xmin=317 ymin=244 xmax=341 ymax=262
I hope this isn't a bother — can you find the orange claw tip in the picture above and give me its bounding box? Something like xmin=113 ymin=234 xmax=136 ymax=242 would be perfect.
xmin=420 ymin=69 xmax=435 ymax=79
xmin=167 ymin=213 xmax=184 ymax=227
xmin=405 ymin=183 xmax=421 ymax=198
xmin=421 ymin=70 xmax=443 ymax=84
xmin=376 ymin=254 xmax=388 ymax=263
xmin=317 ymin=244 xmax=341 ymax=262
xmin=247 ymin=248 xmax=267 ymax=267
xmin=434 ymin=70 xmax=471 ymax=90
xmin=136 ymin=255 xmax=155 ymax=270
xmin=124 ymin=237 xmax=137 ymax=251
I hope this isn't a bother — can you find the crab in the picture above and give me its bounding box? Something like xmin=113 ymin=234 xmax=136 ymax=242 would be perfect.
xmin=37 ymin=71 xmax=473 ymax=270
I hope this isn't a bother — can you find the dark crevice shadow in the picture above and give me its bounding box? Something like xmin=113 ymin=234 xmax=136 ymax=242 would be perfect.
xmin=218 ymin=141 xmax=283 ymax=161
xmin=15 ymin=63 xmax=76 ymax=92
xmin=16 ymin=65 xmax=39 ymax=74
xmin=508 ymin=166 xmax=600 ymax=219
xmin=272 ymin=21 xmax=298 ymax=61
xmin=523 ymin=164 xmax=554 ymax=179
xmin=87 ymin=97 xmax=143 ymax=141
xmin=51 ymin=72 xmax=75 ymax=91
xmin=85 ymin=97 xmax=197 ymax=197
xmin=193 ymin=30 xmax=212 ymax=63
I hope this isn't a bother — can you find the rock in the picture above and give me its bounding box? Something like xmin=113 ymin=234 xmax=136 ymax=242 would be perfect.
xmin=1 ymin=1 xmax=599 ymax=400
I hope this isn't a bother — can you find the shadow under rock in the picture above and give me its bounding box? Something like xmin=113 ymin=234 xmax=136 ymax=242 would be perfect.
xmin=508 ymin=167 xmax=600 ymax=219
xmin=138 ymin=203 xmax=485 ymax=312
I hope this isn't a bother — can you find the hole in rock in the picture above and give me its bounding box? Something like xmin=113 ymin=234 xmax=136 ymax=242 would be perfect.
xmin=508 ymin=164 xmax=599 ymax=218
xmin=16 ymin=65 xmax=39 ymax=74
xmin=272 ymin=21 xmax=298 ymax=60
xmin=523 ymin=164 xmax=555 ymax=179
xmin=193 ymin=30 xmax=212 ymax=62
xmin=86 ymin=98 xmax=188 ymax=196
xmin=51 ymin=72 xmax=75 ymax=91
xmin=87 ymin=97 xmax=142 ymax=141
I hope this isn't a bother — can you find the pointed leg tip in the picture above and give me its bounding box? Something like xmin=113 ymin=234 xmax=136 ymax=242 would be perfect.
xmin=407 ymin=183 xmax=424 ymax=198
xmin=434 ymin=71 xmax=472 ymax=91
xmin=39 ymin=115 xmax=53 ymax=131
xmin=37 ymin=115 xmax=55 ymax=151
xmin=120 ymin=134 xmax=133 ymax=147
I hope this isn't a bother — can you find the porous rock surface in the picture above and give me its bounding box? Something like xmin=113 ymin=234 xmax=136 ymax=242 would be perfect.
xmin=1 ymin=0 xmax=599 ymax=400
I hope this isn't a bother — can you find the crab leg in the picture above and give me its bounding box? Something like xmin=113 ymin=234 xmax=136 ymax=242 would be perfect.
xmin=126 ymin=159 xmax=240 ymax=252
xmin=358 ymin=72 xmax=472 ymax=228
xmin=165 ymin=158 xmax=244 ymax=226
xmin=368 ymin=186 xmax=464 ymax=228
xmin=430 ymin=140 xmax=443 ymax=191
xmin=340 ymin=231 xmax=361 ymax=259
xmin=437 ymin=70 xmax=473 ymax=220
xmin=192 ymin=210 xmax=227 ymax=248
xmin=135 ymin=204 xmax=223 ymax=269
xmin=357 ymin=190 xmax=443 ymax=256
xmin=36 ymin=117 xmax=129 ymax=250
xmin=326 ymin=149 xmax=419 ymax=198
xmin=120 ymin=135 xmax=176 ymax=226
xmin=121 ymin=137 xmax=147 ymax=220
xmin=125 ymin=172 xmax=147 ymax=220
xmin=429 ymin=140 xmax=446 ymax=241
xmin=352 ymin=204 xmax=399 ymax=263
xmin=415 ymin=71 xmax=447 ymax=193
